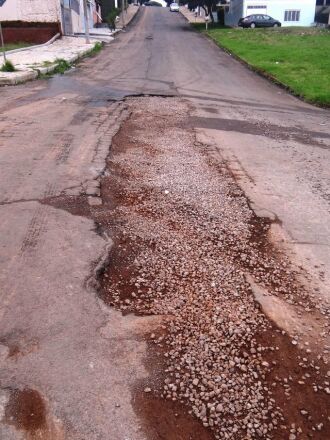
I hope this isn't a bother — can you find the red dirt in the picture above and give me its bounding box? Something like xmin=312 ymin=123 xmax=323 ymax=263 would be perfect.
xmin=43 ymin=97 xmax=330 ymax=440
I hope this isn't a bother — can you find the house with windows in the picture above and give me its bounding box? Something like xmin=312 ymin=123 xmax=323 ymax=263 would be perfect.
xmin=225 ymin=0 xmax=317 ymax=27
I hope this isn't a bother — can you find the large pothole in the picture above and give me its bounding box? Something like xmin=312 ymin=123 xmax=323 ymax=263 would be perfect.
xmin=45 ymin=96 xmax=330 ymax=440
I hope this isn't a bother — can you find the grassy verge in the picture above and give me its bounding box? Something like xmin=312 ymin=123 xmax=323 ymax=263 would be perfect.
xmin=194 ymin=25 xmax=330 ymax=106
xmin=0 ymin=42 xmax=33 ymax=52
xmin=88 ymin=41 xmax=103 ymax=56
xmin=53 ymin=58 xmax=71 ymax=74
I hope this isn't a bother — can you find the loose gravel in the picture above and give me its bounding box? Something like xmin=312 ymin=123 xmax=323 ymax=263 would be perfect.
xmin=49 ymin=97 xmax=330 ymax=439
xmin=98 ymin=97 xmax=330 ymax=439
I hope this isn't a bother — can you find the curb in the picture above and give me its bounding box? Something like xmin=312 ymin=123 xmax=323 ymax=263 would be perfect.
xmin=0 ymin=69 xmax=38 ymax=85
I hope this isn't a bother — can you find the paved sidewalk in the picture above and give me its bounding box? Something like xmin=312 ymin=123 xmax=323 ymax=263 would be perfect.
xmin=118 ymin=4 xmax=140 ymax=28
xmin=0 ymin=37 xmax=103 ymax=86
xmin=179 ymin=6 xmax=205 ymax=24
xmin=81 ymin=4 xmax=139 ymax=35
xmin=0 ymin=5 xmax=140 ymax=86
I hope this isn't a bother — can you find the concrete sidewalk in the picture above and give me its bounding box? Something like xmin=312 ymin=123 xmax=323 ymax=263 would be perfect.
xmin=0 ymin=5 xmax=140 ymax=86
xmin=0 ymin=37 xmax=104 ymax=86
xmin=118 ymin=4 xmax=140 ymax=29
xmin=179 ymin=6 xmax=205 ymax=24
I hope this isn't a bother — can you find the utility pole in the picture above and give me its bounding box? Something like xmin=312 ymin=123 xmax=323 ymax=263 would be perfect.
xmin=121 ymin=0 xmax=125 ymax=29
xmin=0 ymin=22 xmax=7 ymax=64
xmin=82 ymin=0 xmax=91 ymax=44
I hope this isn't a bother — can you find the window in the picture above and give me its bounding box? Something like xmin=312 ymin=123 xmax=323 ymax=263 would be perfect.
xmin=246 ymin=5 xmax=267 ymax=16
xmin=284 ymin=10 xmax=300 ymax=21
xmin=247 ymin=5 xmax=267 ymax=9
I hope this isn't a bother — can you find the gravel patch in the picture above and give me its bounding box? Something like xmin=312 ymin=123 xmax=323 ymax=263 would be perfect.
xmin=46 ymin=96 xmax=330 ymax=439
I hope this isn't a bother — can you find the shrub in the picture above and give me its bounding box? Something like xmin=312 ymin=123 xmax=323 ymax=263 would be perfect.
xmin=53 ymin=59 xmax=71 ymax=74
xmin=91 ymin=42 xmax=102 ymax=54
xmin=0 ymin=60 xmax=15 ymax=72
xmin=106 ymin=7 xmax=120 ymax=31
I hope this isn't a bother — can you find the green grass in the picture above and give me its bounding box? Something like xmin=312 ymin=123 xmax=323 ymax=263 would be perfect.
xmin=90 ymin=41 xmax=103 ymax=55
xmin=0 ymin=60 xmax=16 ymax=72
xmin=39 ymin=43 xmax=103 ymax=78
xmin=53 ymin=58 xmax=71 ymax=74
xmin=0 ymin=42 xmax=33 ymax=52
xmin=194 ymin=25 xmax=330 ymax=106
xmin=85 ymin=41 xmax=103 ymax=57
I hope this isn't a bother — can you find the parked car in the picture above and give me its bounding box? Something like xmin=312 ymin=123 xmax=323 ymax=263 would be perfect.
xmin=170 ymin=2 xmax=179 ymax=12
xmin=238 ymin=14 xmax=281 ymax=28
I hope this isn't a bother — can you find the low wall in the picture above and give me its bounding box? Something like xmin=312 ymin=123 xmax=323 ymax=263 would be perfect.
xmin=2 ymin=22 xmax=61 ymax=44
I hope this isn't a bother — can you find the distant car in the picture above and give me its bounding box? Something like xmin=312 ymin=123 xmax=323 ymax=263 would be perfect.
xmin=170 ymin=2 xmax=179 ymax=12
xmin=238 ymin=14 xmax=281 ymax=28
xmin=144 ymin=1 xmax=162 ymax=6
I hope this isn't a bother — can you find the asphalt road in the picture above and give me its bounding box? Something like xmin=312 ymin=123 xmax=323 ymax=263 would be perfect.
xmin=0 ymin=7 xmax=329 ymax=440
xmin=3 ymin=7 xmax=329 ymax=293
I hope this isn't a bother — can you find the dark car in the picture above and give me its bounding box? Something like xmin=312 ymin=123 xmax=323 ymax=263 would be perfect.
xmin=238 ymin=14 xmax=281 ymax=28
xmin=144 ymin=1 xmax=162 ymax=6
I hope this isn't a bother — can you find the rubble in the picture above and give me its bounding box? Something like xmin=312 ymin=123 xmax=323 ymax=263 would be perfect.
xmin=99 ymin=97 xmax=330 ymax=439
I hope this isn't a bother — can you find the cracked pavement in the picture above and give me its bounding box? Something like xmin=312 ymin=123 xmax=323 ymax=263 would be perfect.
xmin=0 ymin=7 xmax=329 ymax=440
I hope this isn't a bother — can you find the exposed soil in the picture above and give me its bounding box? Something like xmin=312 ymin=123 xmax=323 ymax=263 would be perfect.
xmin=4 ymin=388 xmax=47 ymax=433
xmin=3 ymin=387 xmax=64 ymax=440
xmin=44 ymin=97 xmax=330 ymax=440
xmin=134 ymin=330 xmax=214 ymax=440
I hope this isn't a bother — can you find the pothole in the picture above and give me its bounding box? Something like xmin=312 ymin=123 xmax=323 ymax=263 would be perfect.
xmin=43 ymin=96 xmax=330 ymax=440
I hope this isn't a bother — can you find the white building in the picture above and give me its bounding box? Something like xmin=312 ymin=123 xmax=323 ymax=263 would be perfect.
xmin=225 ymin=0 xmax=317 ymax=27
xmin=61 ymin=0 xmax=101 ymax=35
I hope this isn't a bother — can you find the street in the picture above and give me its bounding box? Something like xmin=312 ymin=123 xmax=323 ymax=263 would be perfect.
xmin=0 ymin=7 xmax=329 ymax=440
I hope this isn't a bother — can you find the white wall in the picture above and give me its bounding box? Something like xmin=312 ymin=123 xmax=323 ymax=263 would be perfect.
xmin=225 ymin=0 xmax=316 ymax=27
xmin=249 ymin=0 xmax=316 ymax=26
xmin=71 ymin=0 xmax=97 ymax=33
xmin=71 ymin=10 xmax=83 ymax=33
xmin=0 ymin=0 xmax=61 ymax=22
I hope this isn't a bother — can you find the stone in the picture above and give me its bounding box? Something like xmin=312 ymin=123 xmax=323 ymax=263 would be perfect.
xmin=88 ymin=196 xmax=102 ymax=206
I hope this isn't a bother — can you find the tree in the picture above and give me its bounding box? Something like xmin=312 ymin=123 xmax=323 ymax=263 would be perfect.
xmin=188 ymin=0 xmax=217 ymax=22
xmin=106 ymin=7 xmax=120 ymax=31
xmin=188 ymin=0 xmax=227 ymax=23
